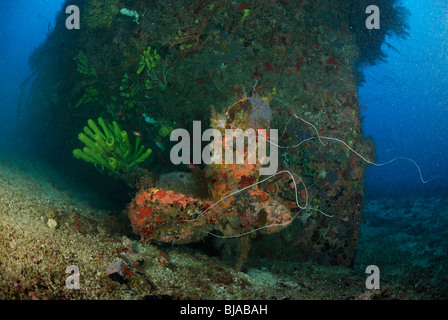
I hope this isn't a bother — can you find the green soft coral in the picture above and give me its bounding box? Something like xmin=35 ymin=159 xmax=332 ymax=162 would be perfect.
xmin=84 ymin=0 xmax=119 ymax=29
xmin=119 ymin=73 xmax=139 ymax=109
xmin=73 ymin=117 xmax=152 ymax=174
xmin=74 ymin=51 xmax=96 ymax=76
xmin=137 ymin=46 xmax=169 ymax=90
xmin=137 ymin=46 xmax=160 ymax=75
xmin=75 ymin=84 xmax=99 ymax=108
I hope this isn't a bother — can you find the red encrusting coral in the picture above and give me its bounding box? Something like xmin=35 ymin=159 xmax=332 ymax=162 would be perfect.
xmin=128 ymin=98 xmax=294 ymax=243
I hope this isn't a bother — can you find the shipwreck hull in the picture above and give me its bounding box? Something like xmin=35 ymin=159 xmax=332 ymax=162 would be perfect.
xmin=23 ymin=0 xmax=383 ymax=267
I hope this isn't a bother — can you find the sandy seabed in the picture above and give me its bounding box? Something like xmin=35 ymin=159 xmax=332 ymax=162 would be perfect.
xmin=0 ymin=153 xmax=446 ymax=300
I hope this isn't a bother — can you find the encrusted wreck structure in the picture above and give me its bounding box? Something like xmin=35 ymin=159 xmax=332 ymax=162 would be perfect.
xmin=21 ymin=0 xmax=409 ymax=269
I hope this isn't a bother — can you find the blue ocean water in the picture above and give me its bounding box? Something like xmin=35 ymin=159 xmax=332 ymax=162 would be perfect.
xmin=359 ymin=0 xmax=448 ymax=198
xmin=0 ymin=0 xmax=63 ymax=145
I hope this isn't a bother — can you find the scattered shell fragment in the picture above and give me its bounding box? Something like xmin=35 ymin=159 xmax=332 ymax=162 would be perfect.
xmin=47 ymin=218 xmax=57 ymax=229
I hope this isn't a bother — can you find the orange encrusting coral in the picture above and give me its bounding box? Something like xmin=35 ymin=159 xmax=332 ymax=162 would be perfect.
xmin=128 ymin=97 xmax=293 ymax=243
xmin=128 ymin=188 xmax=221 ymax=243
